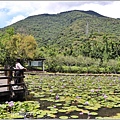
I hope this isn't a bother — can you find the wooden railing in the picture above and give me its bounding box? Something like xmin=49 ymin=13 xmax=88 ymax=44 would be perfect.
xmin=0 ymin=68 xmax=29 ymax=101
xmin=0 ymin=69 xmax=25 ymax=92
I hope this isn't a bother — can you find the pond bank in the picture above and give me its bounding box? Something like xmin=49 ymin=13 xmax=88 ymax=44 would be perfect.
xmin=25 ymin=71 xmax=120 ymax=76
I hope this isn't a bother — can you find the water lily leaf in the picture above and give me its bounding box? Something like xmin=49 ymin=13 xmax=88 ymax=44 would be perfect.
xmin=58 ymin=109 xmax=67 ymax=113
xmin=37 ymin=114 xmax=44 ymax=118
xmin=77 ymin=105 xmax=83 ymax=108
xmin=7 ymin=113 xmax=24 ymax=119
xmin=54 ymin=100 xmax=61 ymax=103
xmin=46 ymin=98 xmax=54 ymax=102
xmin=95 ymin=116 xmax=104 ymax=119
xmin=40 ymin=98 xmax=48 ymax=101
xmin=84 ymin=106 xmax=99 ymax=110
xmin=90 ymin=112 xmax=98 ymax=116
xmin=82 ymin=110 xmax=89 ymax=114
xmin=114 ymin=105 xmax=120 ymax=108
xmin=47 ymin=113 xmax=56 ymax=118
xmin=59 ymin=116 xmax=68 ymax=119
xmin=47 ymin=106 xmax=54 ymax=109
xmin=55 ymin=103 xmax=62 ymax=106
xmin=50 ymin=110 xmax=58 ymax=114
xmin=70 ymin=115 xmax=79 ymax=118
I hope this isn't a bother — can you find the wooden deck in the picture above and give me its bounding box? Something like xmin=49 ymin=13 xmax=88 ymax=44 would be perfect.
xmin=0 ymin=69 xmax=28 ymax=101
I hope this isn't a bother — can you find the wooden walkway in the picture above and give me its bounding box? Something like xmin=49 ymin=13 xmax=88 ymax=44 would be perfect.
xmin=0 ymin=69 xmax=28 ymax=101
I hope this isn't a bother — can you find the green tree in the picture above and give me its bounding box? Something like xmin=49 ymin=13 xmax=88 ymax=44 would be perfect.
xmin=0 ymin=27 xmax=15 ymax=65
xmin=5 ymin=33 xmax=37 ymax=64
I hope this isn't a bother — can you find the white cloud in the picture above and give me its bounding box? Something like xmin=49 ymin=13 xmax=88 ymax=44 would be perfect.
xmin=98 ymin=1 xmax=120 ymax=18
xmin=6 ymin=15 xmax=25 ymax=26
xmin=0 ymin=1 xmax=120 ymax=28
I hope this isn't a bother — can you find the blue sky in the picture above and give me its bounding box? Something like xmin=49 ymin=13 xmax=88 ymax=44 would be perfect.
xmin=0 ymin=1 xmax=120 ymax=28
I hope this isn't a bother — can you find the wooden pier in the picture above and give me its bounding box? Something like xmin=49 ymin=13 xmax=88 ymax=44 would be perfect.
xmin=0 ymin=69 xmax=28 ymax=102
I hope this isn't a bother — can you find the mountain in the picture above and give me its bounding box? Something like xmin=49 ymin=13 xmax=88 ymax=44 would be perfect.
xmin=1 ymin=10 xmax=120 ymax=47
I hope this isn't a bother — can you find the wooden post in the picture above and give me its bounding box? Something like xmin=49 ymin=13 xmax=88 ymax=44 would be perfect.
xmin=7 ymin=69 xmax=12 ymax=91
xmin=4 ymin=65 xmax=7 ymax=76
xmin=21 ymin=69 xmax=24 ymax=83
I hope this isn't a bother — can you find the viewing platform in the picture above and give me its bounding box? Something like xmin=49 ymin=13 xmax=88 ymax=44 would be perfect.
xmin=0 ymin=69 xmax=28 ymax=102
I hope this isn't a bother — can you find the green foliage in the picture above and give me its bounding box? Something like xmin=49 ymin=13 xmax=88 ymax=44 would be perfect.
xmin=0 ymin=27 xmax=15 ymax=64
xmin=0 ymin=27 xmax=38 ymax=66
xmin=45 ymin=55 xmax=120 ymax=73
xmin=2 ymin=10 xmax=120 ymax=48
xmin=0 ymin=10 xmax=120 ymax=73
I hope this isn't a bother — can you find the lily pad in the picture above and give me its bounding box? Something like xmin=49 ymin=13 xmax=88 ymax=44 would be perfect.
xmin=37 ymin=114 xmax=45 ymax=118
xmin=58 ymin=109 xmax=67 ymax=113
xmin=59 ymin=116 xmax=68 ymax=119
xmin=55 ymin=103 xmax=62 ymax=106
xmin=77 ymin=105 xmax=83 ymax=108
xmin=90 ymin=112 xmax=98 ymax=116
xmin=47 ymin=113 xmax=56 ymax=118
xmin=70 ymin=115 xmax=79 ymax=118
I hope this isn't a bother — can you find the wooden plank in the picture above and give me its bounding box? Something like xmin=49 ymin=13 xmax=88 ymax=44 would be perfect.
xmin=0 ymin=83 xmax=25 ymax=88
xmin=0 ymin=76 xmax=9 ymax=79
xmin=0 ymin=78 xmax=8 ymax=91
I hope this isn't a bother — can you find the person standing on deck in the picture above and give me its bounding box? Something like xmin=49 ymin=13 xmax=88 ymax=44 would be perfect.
xmin=14 ymin=58 xmax=26 ymax=84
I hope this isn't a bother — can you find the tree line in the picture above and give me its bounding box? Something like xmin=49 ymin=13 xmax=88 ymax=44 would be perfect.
xmin=0 ymin=27 xmax=120 ymax=73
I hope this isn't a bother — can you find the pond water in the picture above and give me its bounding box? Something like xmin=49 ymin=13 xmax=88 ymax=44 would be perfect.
xmin=1 ymin=75 xmax=120 ymax=119
xmin=25 ymin=74 xmax=120 ymax=119
xmin=32 ymin=96 xmax=120 ymax=119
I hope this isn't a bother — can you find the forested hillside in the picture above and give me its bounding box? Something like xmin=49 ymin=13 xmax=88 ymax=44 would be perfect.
xmin=0 ymin=10 xmax=120 ymax=73
xmin=2 ymin=10 xmax=120 ymax=47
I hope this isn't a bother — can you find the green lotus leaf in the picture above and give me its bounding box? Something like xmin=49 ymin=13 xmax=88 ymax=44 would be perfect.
xmin=63 ymin=104 xmax=70 ymax=107
xmin=70 ymin=115 xmax=79 ymax=118
xmin=77 ymin=105 xmax=83 ymax=108
xmin=76 ymin=108 xmax=84 ymax=112
xmin=47 ymin=106 xmax=54 ymax=109
xmin=84 ymin=106 xmax=99 ymax=110
xmin=47 ymin=113 xmax=56 ymax=118
xmin=7 ymin=113 xmax=24 ymax=119
xmin=58 ymin=99 xmax=66 ymax=102
xmin=46 ymin=98 xmax=54 ymax=102
xmin=82 ymin=110 xmax=89 ymax=114
xmin=40 ymin=98 xmax=48 ymax=101
xmin=39 ymin=110 xmax=49 ymax=116
xmin=90 ymin=112 xmax=98 ymax=116
xmin=50 ymin=110 xmax=58 ymax=114
xmin=37 ymin=114 xmax=44 ymax=118
xmin=55 ymin=103 xmax=62 ymax=106
xmin=58 ymin=109 xmax=67 ymax=113
xmin=54 ymin=100 xmax=61 ymax=103
xmin=77 ymin=99 xmax=86 ymax=104
xmin=95 ymin=116 xmax=104 ymax=119
xmin=51 ymin=93 xmax=56 ymax=96
xmin=50 ymin=108 xmax=58 ymax=111
xmin=114 ymin=105 xmax=120 ymax=108
xmin=59 ymin=116 xmax=68 ymax=119
xmin=66 ymin=106 xmax=79 ymax=113
xmin=30 ymin=91 xmax=36 ymax=95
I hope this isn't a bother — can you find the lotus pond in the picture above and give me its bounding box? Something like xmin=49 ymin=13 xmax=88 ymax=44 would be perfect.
xmin=0 ymin=74 xmax=120 ymax=119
